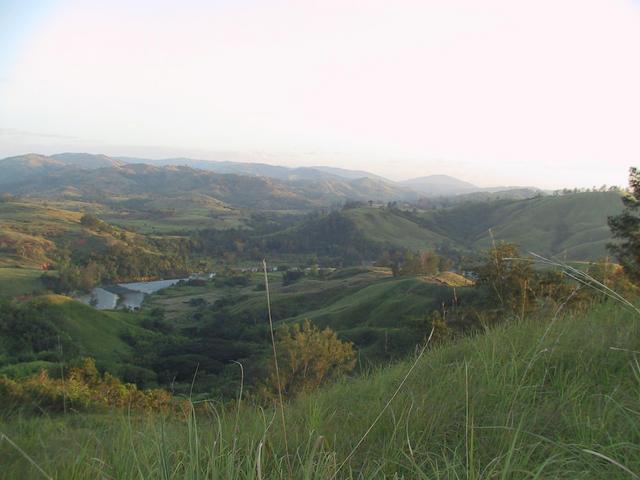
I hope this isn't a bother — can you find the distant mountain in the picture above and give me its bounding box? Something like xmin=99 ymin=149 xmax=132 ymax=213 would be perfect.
xmin=310 ymin=166 xmax=391 ymax=182
xmin=399 ymin=175 xmax=478 ymax=196
xmin=116 ymin=156 xmax=385 ymax=183
xmin=0 ymin=154 xmax=416 ymax=209
xmin=49 ymin=152 xmax=124 ymax=169
xmin=0 ymin=153 xmax=125 ymax=186
xmin=442 ymin=188 xmax=545 ymax=203
xmin=119 ymin=157 xmax=329 ymax=181
xmin=0 ymin=152 xmax=544 ymax=209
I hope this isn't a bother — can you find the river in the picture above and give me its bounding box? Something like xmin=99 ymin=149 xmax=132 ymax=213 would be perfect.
xmin=77 ymin=278 xmax=187 ymax=310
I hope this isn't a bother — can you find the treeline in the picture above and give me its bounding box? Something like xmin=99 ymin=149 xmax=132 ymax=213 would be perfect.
xmin=376 ymin=248 xmax=452 ymax=276
xmin=194 ymin=211 xmax=386 ymax=265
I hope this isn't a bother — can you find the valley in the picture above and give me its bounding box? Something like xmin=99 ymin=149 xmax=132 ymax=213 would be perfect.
xmin=0 ymin=152 xmax=635 ymax=479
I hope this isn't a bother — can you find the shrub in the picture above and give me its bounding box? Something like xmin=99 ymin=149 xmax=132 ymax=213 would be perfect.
xmin=261 ymin=319 xmax=356 ymax=399
xmin=282 ymin=270 xmax=304 ymax=286
xmin=0 ymin=358 xmax=174 ymax=414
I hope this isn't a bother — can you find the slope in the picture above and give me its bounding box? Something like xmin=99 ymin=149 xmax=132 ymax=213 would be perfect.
xmin=0 ymin=295 xmax=150 ymax=375
xmin=3 ymin=302 xmax=640 ymax=478
xmin=422 ymin=191 xmax=622 ymax=259
xmin=342 ymin=207 xmax=447 ymax=250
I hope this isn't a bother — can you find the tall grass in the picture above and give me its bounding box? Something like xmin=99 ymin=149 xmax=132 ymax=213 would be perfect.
xmin=2 ymin=302 xmax=640 ymax=478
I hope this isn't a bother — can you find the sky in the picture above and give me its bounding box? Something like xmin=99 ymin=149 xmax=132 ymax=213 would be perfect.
xmin=1 ymin=0 xmax=639 ymax=189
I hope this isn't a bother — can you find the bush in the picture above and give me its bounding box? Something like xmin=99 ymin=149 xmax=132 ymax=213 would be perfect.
xmin=282 ymin=270 xmax=304 ymax=286
xmin=0 ymin=358 xmax=174 ymax=414
xmin=261 ymin=319 xmax=356 ymax=399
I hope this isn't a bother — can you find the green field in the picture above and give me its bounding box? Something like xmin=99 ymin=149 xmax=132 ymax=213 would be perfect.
xmin=40 ymin=295 xmax=139 ymax=363
xmin=0 ymin=268 xmax=47 ymax=298
xmin=3 ymin=301 xmax=640 ymax=478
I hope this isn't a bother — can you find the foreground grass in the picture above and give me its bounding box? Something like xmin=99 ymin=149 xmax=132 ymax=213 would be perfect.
xmin=2 ymin=302 xmax=640 ymax=478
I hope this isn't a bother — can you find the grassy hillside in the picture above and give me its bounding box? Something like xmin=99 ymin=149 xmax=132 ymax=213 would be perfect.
xmin=0 ymin=295 xmax=148 ymax=373
xmin=38 ymin=295 xmax=138 ymax=364
xmin=0 ymin=268 xmax=47 ymax=298
xmin=342 ymin=207 xmax=447 ymax=250
xmin=422 ymin=191 xmax=622 ymax=259
xmin=3 ymin=302 xmax=640 ymax=478
xmin=0 ymin=199 xmax=193 ymax=297
xmin=145 ymin=267 xmax=472 ymax=364
xmin=0 ymin=201 xmax=81 ymax=268
xmin=282 ymin=192 xmax=622 ymax=261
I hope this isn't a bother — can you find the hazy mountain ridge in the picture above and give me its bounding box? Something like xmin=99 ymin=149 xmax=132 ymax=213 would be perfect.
xmin=399 ymin=174 xmax=478 ymax=196
xmin=0 ymin=153 xmax=545 ymax=205
xmin=0 ymin=154 xmax=415 ymax=209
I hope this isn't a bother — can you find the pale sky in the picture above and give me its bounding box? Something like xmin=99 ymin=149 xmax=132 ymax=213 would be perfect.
xmin=1 ymin=0 xmax=639 ymax=188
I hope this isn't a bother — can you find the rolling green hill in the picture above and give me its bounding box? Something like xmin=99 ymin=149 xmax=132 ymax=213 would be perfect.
xmin=0 ymin=295 xmax=153 ymax=378
xmin=297 ymin=192 xmax=622 ymax=260
xmin=192 ymin=192 xmax=622 ymax=268
xmin=342 ymin=207 xmax=447 ymax=249
xmin=147 ymin=267 xmax=469 ymax=363
xmin=421 ymin=191 xmax=623 ymax=259
xmin=33 ymin=295 xmax=138 ymax=364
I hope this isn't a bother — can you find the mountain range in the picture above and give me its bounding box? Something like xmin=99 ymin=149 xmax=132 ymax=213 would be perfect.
xmin=0 ymin=152 xmax=542 ymax=207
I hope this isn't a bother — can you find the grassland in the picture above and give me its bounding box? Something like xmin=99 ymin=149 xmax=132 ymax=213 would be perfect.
xmin=0 ymin=267 xmax=47 ymax=298
xmin=422 ymin=191 xmax=623 ymax=259
xmin=317 ymin=192 xmax=623 ymax=260
xmin=2 ymin=301 xmax=639 ymax=478
xmin=0 ymin=294 xmax=153 ymax=377
xmin=39 ymin=295 xmax=141 ymax=363
xmin=342 ymin=207 xmax=447 ymax=250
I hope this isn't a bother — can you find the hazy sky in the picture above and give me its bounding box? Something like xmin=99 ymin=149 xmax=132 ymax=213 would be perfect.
xmin=1 ymin=0 xmax=639 ymax=188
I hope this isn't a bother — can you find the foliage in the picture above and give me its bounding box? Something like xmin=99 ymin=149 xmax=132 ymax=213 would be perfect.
xmin=262 ymin=319 xmax=356 ymax=399
xmin=195 ymin=210 xmax=386 ymax=265
xmin=474 ymin=242 xmax=535 ymax=314
xmin=608 ymin=167 xmax=640 ymax=281
xmin=0 ymin=300 xmax=78 ymax=361
xmin=377 ymin=248 xmax=448 ymax=276
xmin=282 ymin=270 xmax=304 ymax=285
xmin=0 ymin=358 xmax=173 ymax=413
xmin=80 ymin=213 xmax=111 ymax=232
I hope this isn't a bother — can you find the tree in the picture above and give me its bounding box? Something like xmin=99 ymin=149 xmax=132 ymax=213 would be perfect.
xmin=475 ymin=242 xmax=534 ymax=314
xmin=410 ymin=310 xmax=451 ymax=344
xmin=608 ymin=167 xmax=640 ymax=281
xmin=80 ymin=213 xmax=102 ymax=230
xmin=263 ymin=319 xmax=356 ymax=399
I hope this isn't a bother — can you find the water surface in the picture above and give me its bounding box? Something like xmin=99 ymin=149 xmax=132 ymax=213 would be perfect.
xmin=78 ymin=278 xmax=186 ymax=310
